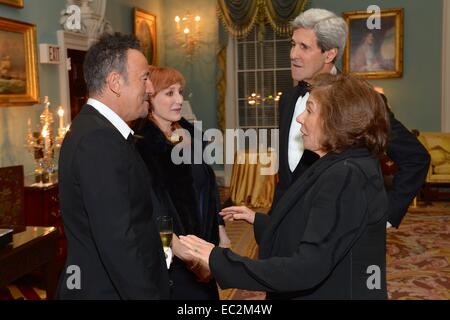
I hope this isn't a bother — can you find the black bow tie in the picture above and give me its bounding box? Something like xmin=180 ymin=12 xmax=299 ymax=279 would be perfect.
xmin=298 ymin=81 xmax=311 ymax=97
xmin=127 ymin=133 xmax=135 ymax=145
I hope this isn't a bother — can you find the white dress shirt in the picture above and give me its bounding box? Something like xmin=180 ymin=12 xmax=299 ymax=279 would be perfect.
xmin=287 ymin=66 xmax=338 ymax=172
xmin=87 ymin=98 xmax=133 ymax=140
xmin=288 ymin=92 xmax=309 ymax=172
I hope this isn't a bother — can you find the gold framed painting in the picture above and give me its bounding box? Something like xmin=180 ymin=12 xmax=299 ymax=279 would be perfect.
xmin=0 ymin=0 xmax=24 ymax=8
xmin=0 ymin=18 xmax=39 ymax=106
xmin=343 ymin=8 xmax=404 ymax=79
xmin=133 ymin=8 xmax=157 ymax=66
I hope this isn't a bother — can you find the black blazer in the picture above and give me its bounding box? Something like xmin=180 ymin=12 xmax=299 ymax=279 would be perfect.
xmin=57 ymin=105 xmax=170 ymax=299
xmin=273 ymin=83 xmax=430 ymax=227
xmin=210 ymin=148 xmax=388 ymax=299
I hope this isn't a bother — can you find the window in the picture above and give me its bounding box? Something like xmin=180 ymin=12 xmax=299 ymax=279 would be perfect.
xmin=236 ymin=25 xmax=292 ymax=132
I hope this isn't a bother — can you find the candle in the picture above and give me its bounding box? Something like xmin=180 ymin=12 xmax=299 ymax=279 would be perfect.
xmin=27 ymin=118 xmax=32 ymax=137
xmin=42 ymin=125 xmax=49 ymax=154
xmin=175 ymin=16 xmax=180 ymax=31
xmin=58 ymin=106 xmax=64 ymax=131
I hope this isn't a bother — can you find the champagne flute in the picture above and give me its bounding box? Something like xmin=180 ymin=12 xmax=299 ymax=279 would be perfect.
xmin=157 ymin=215 xmax=173 ymax=251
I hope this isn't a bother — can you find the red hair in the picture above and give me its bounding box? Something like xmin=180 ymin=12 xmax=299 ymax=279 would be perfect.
xmin=148 ymin=66 xmax=185 ymax=96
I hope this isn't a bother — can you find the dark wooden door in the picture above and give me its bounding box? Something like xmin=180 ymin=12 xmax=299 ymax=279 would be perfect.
xmin=67 ymin=49 xmax=88 ymax=120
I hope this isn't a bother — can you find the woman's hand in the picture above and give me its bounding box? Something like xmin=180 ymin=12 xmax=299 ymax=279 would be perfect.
xmin=172 ymin=234 xmax=195 ymax=262
xmin=220 ymin=206 xmax=256 ymax=225
xmin=179 ymin=235 xmax=215 ymax=267
xmin=218 ymin=225 xmax=231 ymax=248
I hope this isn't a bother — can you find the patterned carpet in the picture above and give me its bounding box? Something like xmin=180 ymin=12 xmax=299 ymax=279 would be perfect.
xmin=386 ymin=203 xmax=450 ymax=300
xmin=1 ymin=195 xmax=448 ymax=300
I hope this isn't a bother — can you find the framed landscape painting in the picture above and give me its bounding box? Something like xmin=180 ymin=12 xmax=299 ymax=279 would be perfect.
xmin=0 ymin=18 xmax=39 ymax=106
xmin=0 ymin=0 xmax=24 ymax=8
xmin=133 ymin=8 xmax=157 ymax=66
xmin=343 ymin=8 xmax=404 ymax=79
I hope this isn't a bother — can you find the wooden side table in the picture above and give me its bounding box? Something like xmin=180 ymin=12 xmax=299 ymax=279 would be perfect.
xmin=0 ymin=227 xmax=58 ymax=299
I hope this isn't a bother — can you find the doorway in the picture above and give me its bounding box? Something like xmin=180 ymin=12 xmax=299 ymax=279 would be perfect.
xmin=67 ymin=49 xmax=88 ymax=120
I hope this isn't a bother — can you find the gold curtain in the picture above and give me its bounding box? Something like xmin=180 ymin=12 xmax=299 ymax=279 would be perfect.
xmin=217 ymin=0 xmax=309 ymax=39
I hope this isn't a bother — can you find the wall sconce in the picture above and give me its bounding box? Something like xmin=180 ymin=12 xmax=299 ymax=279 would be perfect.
xmin=174 ymin=12 xmax=201 ymax=57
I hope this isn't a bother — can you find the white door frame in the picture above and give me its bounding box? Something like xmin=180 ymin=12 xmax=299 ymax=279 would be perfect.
xmin=57 ymin=30 xmax=89 ymax=126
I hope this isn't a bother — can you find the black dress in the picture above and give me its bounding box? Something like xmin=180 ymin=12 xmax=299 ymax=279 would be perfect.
xmin=210 ymin=148 xmax=388 ymax=300
xmin=135 ymin=118 xmax=222 ymax=300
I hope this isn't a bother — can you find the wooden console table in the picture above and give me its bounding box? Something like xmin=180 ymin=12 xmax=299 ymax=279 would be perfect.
xmin=0 ymin=227 xmax=58 ymax=299
xmin=24 ymin=180 xmax=66 ymax=266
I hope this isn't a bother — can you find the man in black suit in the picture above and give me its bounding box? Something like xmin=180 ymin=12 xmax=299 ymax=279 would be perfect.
xmin=57 ymin=33 xmax=170 ymax=299
xmin=275 ymin=8 xmax=430 ymax=228
xmin=225 ymin=8 xmax=429 ymax=229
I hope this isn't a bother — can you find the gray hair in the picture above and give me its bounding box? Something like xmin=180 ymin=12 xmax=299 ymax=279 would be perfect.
xmin=291 ymin=8 xmax=348 ymax=61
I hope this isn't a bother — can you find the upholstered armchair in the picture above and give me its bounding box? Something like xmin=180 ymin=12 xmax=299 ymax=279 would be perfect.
xmin=416 ymin=132 xmax=450 ymax=202
xmin=417 ymin=132 xmax=450 ymax=183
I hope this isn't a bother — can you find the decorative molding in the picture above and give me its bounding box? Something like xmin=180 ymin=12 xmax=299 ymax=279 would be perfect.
xmin=60 ymin=0 xmax=112 ymax=45
xmin=57 ymin=30 xmax=88 ymax=126
xmin=442 ymin=0 xmax=450 ymax=132
xmin=57 ymin=0 xmax=113 ymax=125
xmin=223 ymin=35 xmax=238 ymax=187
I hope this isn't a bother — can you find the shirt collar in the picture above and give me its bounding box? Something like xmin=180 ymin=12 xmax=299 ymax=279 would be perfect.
xmin=87 ymin=98 xmax=133 ymax=140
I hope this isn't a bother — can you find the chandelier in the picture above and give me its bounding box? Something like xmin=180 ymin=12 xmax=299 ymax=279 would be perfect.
xmin=247 ymin=92 xmax=283 ymax=106
xmin=174 ymin=12 xmax=201 ymax=58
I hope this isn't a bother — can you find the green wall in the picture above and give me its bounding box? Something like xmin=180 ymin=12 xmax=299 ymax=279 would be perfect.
xmin=0 ymin=0 xmax=63 ymax=175
xmin=0 ymin=0 xmax=445 ymax=175
xmin=161 ymin=0 xmax=219 ymax=131
xmin=311 ymin=0 xmax=443 ymax=131
xmin=106 ymin=0 xmax=165 ymax=65
xmin=159 ymin=0 xmax=443 ymax=136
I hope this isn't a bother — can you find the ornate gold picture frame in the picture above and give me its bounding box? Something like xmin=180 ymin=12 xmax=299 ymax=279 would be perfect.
xmin=0 ymin=0 xmax=24 ymax=8
xmin=343 ymin=8 xmax=404 ymax=79
xmin=133 ymin=8 xmax=157 ymax=66
xmin=0 ymin=18 xmax=39 ymax=106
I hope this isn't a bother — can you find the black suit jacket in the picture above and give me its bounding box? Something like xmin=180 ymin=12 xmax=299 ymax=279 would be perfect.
xmin=57 ymin=105 xmax=170 ymax=299
xmin=134 ymin=118 xmax=222 ymax=299
xmin=211 ymin=148 xmax=388 ymax=299
xmin=273 ymin=83 xmax=430 ymax=227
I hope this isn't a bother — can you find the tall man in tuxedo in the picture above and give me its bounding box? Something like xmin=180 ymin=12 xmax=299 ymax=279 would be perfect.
xmin=222 ymin=9 xmax=429 ymax=228
xmin=57 ymin=33 xmax=170 ymax=299
xmin=275 ymin=8 xmax=430 ymax=228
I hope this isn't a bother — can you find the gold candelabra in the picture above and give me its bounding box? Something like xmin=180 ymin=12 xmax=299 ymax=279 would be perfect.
xmin=247 ymin=92 xmax=283 ymax=106
xmin=25 ymin=96 xmax=69 ymax=184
